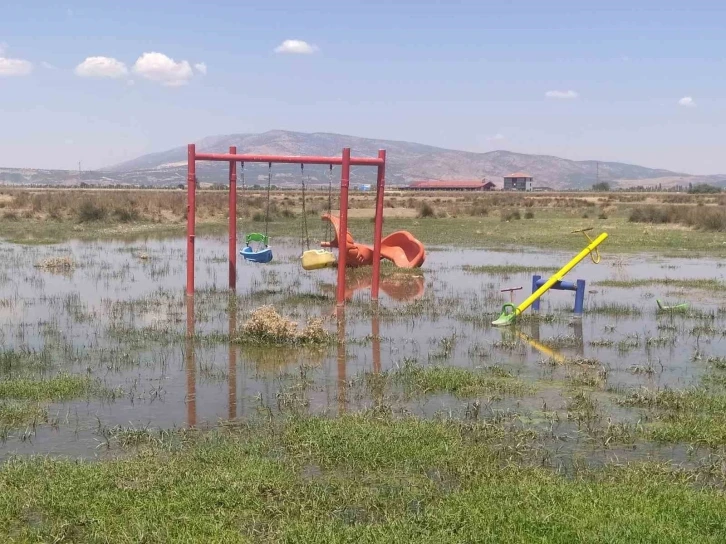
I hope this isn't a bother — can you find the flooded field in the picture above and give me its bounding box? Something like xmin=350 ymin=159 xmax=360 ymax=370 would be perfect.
xmin=2 ymin=234 xmax=726 ymax=467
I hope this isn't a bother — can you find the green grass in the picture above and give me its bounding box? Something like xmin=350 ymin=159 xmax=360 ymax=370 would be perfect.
xmin=589 ymin=302 xmax=643 ymax=316
xmin=462 ymin=264 xmax=559 ymax=275
xmin=1 ymin=415 xmax=725 ymax=542
xmin=6 ymin=207 xmax=726 ymax=255
xmin=389 ymin=362 xmax=534 ymax=397
xmin=617 ymin=385 xmax=726 ymax=447
xmin=0 ymin=374 xmax=112 ymax=401
xmin=0 ymin=401 xmax=46 ymax=427
xmin=597 ymin=278 xmax=726 ymax=291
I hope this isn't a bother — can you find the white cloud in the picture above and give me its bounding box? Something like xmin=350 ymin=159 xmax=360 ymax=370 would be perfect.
xmin=545 ymin=90 xmax=579 ymax=99
xmin=0 ymin=56 xmax=33 ymax=76
xmin=132 ymin=52 xmax=193 ymax=86
xmin=194 ymin=62 xmax=207 ymax=75
xmin=75 ymin=56 xmax=128 ymax=78
xmin=41 ymin=61 xmax=57 ymax=70
xmin=274 ymin=39 xmax=318 ymax=54
xmin=0 ymin=43 xmax=33 ymax=76
xmin=488 ymin=133 xmax=505 ymax=141
xmin=678 ymin=96 xmax=695 ymax=107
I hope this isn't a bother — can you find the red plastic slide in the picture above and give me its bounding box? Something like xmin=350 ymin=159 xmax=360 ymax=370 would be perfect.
xmin=320 ymin=214 xmax=425 ymax=268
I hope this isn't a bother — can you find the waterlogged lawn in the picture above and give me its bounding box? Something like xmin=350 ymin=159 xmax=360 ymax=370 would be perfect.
xmin=0 ymin=401 xmax=46 ymax=427
xmin=385 ymin=363 xmax=535 ymax=398
xmin=1 ymin=414 xmax=725 ymax=543
xmin=0 ymin=374 xmax=113 ymax=401
xmin=4 ymin=208 xmax=726 ymax=255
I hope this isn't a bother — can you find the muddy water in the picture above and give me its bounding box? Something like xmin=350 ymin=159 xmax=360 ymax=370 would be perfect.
xmin=1 ymin=235 xmax=726 ymax=460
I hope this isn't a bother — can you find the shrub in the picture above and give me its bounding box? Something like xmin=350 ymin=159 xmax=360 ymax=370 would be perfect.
xmin=524 ymin=210 xmax=535 ymax=219
xmin=417 ymin=202 xmax=436 ymax=218
xmin=689 ymin=183 xmax=721 ymax=194
xmin=628 ymin=204 xmax=726 ymax=231
xmin=598 ymin=212 xmax=608 ymax=220
xmin=469 ymin=201 xmax=489 ymax=217
xmin=501 ymin=210 xmax=521 ymax=222
xmin=77 ymin=201 xmax=107 ymax=223
xmin=112 ymin=208 xmax=140 ymax=223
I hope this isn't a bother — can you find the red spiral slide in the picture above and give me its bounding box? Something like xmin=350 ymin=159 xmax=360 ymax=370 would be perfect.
xmin=321 ymin=214 xmax=425 ymax=268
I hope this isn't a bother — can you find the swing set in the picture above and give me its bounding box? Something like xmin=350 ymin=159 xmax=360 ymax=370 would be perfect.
xmin=238 ymin=162 xmax=337 ymax=268
xmin=185 ymin=144 xmax=388 ymax=306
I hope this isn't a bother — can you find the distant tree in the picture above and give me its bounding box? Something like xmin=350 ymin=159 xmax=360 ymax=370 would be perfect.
xmin=592 ymin=181 xmax=610 ymax=191
xmin=688 ymin=183 xmax=721 ymax=194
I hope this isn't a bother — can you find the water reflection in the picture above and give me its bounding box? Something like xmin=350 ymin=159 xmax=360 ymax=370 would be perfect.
xmin=517 ymin=318 xmax=585 ymax=362
xmin=185 ymin=296 xmax=196 ymax=427
xmin=322 ymin=271 xmax=425 ymax=301
xmin=228 ymin=294 xmax=237 ymax=420
xmin=337 ymin=307 xmax=347 ymax=412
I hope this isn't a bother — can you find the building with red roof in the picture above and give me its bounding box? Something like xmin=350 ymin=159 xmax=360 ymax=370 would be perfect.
xmin=405 ymin=180 xmax=495 ymax=191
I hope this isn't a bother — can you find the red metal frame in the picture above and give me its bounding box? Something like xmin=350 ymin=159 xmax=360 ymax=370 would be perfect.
xmin=186 ymin=144 xmax=387 ymax=306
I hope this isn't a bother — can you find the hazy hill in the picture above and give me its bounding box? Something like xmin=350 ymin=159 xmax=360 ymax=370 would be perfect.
xmin=2 ymin=130 xmax=724 ymax=189
xmin=105 ymin=130 xmax=726 ymax=189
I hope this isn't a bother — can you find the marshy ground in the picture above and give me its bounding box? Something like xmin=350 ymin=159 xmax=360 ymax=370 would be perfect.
xmin=1 ymin=188 xmax=726 ymax=541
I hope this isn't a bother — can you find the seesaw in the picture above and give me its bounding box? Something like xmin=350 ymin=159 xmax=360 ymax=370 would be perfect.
xmin=492 ymin=228 xmax=608 ymax=326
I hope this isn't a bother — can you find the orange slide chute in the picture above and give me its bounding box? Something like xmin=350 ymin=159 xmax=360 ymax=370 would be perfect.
xmin=321 ymin=213 xmax=425 ymax=268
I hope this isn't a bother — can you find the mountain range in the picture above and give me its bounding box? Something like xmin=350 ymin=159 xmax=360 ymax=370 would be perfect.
xmin=2 ymin=130 xmax=724 ymax=190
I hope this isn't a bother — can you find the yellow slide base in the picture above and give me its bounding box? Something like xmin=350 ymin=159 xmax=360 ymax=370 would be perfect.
xmin=302 ymin=249 xmax=337 ymax=271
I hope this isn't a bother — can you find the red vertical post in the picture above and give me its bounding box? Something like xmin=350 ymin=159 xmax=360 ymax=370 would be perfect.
xmin=371 ymin=150 xmax=386 ymax=301
xmin=228 ymin=146 xmax=237 ymax=290
xmin=186 ymin=144 xmax=196 ymax=296
xmin=336 ymin=148 xmax=351 ymax=306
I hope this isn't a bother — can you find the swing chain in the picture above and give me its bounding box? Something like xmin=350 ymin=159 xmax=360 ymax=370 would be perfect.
xmin=300 ymin=164 xmax=311 ymax=251
xmin=325 ymin=164 xmax=333 ymax=246
xmin=240 ymin=162 xmax=247 ymax=246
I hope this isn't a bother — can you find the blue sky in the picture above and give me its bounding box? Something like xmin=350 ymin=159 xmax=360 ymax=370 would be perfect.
xmin=1 ymin=1 xmax=725 ymax=173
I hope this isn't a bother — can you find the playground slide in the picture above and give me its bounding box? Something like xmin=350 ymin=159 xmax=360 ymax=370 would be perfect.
xmin=321 ymin=214 xmax=425 ymax=269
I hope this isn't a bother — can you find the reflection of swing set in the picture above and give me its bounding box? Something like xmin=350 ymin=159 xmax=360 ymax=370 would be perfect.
xmin=186 ymin=145 xmax=417 ymax=306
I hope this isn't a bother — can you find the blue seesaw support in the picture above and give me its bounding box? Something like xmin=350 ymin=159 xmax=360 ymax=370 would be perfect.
xmin=531 ymin=275 xmax=586 ymax=317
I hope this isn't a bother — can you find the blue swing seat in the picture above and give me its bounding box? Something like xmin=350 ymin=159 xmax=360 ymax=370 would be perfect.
xmin=240 ymin=245 xmax=273 ymax=263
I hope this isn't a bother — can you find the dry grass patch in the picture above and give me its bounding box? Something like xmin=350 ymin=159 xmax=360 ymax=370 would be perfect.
xmin=234 ymin=305 xmax=332 ymax=346
xmin=34 ymin=256 xmax=75 ymax=272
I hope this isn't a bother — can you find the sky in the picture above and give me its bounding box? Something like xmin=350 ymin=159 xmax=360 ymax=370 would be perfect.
xmin=1 ymin=1 xmax=725 ymax=174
